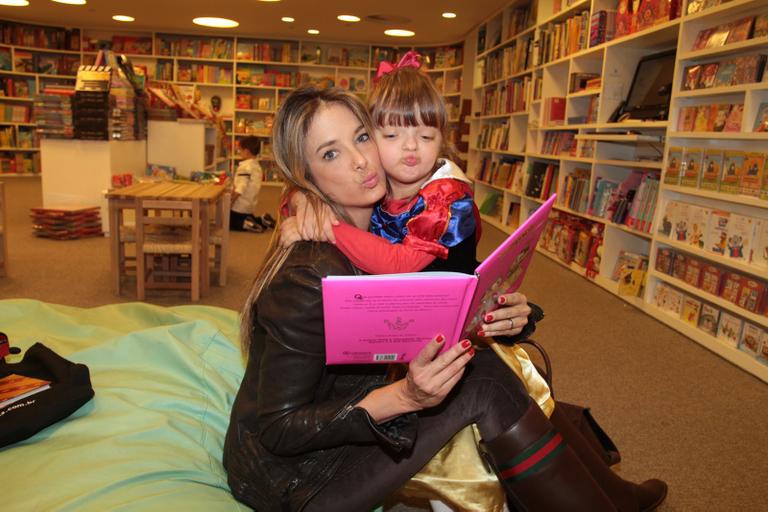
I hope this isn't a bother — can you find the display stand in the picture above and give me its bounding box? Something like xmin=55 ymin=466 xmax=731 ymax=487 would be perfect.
xmin=147 ymin=119 xmax=226 ymax=178
xmin=40 ymin=139 xmax=147 ymax=233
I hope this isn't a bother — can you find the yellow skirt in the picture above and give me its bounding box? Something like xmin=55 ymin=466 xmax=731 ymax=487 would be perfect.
xmin=396 ymin=342 xmax=554 ymax=511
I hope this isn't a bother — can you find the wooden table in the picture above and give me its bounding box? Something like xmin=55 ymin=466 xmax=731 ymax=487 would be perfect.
xmin=105 ymin=181 xmax=227 ymax=297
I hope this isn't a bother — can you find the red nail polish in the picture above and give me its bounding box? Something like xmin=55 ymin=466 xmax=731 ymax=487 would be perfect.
xmin=461 ymin=339 xmax=471 ymax=349
xmin=436 ymin=334 xmax=445 ymax=344
xmin=477 ymin=330 xmax=485 ymax=337
xmin=484 ymin=314 xmax=493 ymax=322
xmin=468 ymin=348 xmax=475 ymax=357
xmin=498 ymin=296 xmax=506 ymax=304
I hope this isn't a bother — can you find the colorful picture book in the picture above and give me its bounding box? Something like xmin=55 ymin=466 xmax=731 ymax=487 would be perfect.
xmin=321 ymin=195 xmax=557 ymax=364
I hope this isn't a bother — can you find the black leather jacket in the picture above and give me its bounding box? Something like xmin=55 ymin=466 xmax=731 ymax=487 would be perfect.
xmin=223 ymin=242 xmax=417 ymax=512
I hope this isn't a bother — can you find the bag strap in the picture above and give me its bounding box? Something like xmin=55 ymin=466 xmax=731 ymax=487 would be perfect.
xmin=515 ymin=339 xmax=554 ymax=396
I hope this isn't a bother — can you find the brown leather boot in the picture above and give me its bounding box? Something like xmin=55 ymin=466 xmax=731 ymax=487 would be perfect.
xmin=549 ymin=405 xmax=668 ymax=512
xmin=481 ymin=403 xmax=616 ymax=511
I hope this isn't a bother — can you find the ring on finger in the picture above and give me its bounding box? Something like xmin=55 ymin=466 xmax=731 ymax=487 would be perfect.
xmin=508 ymin=318 xmax=515 ymax=330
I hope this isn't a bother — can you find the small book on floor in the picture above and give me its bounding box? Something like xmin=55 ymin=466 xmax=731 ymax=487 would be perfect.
xmin=321 ymin=195 xmax=556 ymax=365
xmin=0 ymin=374 xmax=51 ymax=409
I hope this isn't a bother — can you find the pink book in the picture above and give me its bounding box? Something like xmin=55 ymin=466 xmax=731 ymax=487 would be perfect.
xmin=321 ymin=195 xmax=557 ymax=364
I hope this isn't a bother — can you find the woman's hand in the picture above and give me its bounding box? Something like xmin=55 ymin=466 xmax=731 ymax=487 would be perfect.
xmin=293 ymin=192 xmax=339 ymax=243
xmin=477 ymin=292 xmax=531 ymax=338
xmin=356 ymin=335 xmax=474 ymax=423
xmin=397 ymin=336 xmax=474 ymax=411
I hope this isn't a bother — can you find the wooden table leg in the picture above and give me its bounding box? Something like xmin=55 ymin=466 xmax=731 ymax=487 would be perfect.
xmin=200 ymin=199 xmax=210 ymax=296
xmin=108 ymin=198 xmax=121 ymax=295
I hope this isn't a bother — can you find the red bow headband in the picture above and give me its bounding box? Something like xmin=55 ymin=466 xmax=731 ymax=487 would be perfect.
xmin=374 ymin=50 xmax=422 ymax=83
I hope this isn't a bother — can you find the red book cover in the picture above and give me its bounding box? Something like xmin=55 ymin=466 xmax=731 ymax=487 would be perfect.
xmin=700 ymin=264 xmax=724 ymax=295
xmin=737 ymin=278 xmax=766 ymax=313
xmin=683 ymin=258 xmax=704 ymax=288
xmin=720 ymin=272 xmax=744 ymax=304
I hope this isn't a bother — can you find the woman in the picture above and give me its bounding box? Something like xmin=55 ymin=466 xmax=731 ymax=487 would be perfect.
xmin=223 ymin=86 xmax=659 ymax=512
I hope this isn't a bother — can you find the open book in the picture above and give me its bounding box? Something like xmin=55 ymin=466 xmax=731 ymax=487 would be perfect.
xmin=321 ymin=194 xmax=556 ymax=364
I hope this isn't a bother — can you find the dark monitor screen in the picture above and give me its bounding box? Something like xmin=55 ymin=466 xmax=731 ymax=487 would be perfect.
xmin=624 ymin=50 xmax=676 ymax=118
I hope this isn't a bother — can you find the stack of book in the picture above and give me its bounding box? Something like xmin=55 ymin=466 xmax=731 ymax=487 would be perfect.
xmin=525 ymin=161 xmax=558 ymax=200
xmin=33 ymin=84 xmax=74 ymax=139
xmin=30 ymin=206 xmax=103 ymax=240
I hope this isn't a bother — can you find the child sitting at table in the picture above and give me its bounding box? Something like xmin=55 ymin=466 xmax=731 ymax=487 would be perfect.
xmin=230 ymin=136 xmax=275 ymax=232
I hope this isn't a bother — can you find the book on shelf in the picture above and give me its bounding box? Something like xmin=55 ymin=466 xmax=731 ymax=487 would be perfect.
xmin=478 ymin=191 xmax=502 ymax=216
xmin=754 ymin=220 xmax=768 ymax=269
xmin=542 ymin=97 xmax=565 ymax=126
xmin=664 ymin=146 xmax=683 ymax=185
xmin=681 ymin=148 xmax=703 ymax=187
xmin=680 ymin=296 xmax=702 ymax=327
xmin=725 ymin=214 xmax=755 ymax=263
xmin=320 ymin=195 xmax=556 ymax=364
xmin=653 ymin=282 xmax=684 ymax=317
xmin=525 ymin=161 xmax=558 ymax=200
xmin=717 ymin=311 xmax=743 ymax=348
xmin=753 ymin=102 xmax=768 ymax=133
xmin=700 ymin=149 xmax=723 ymax=190
xmin=698 ymin=303 xmax=720 ymax=336
xmin=611 ymin=250 xmax=648 ymax=282
xmin=754 ymin=14 xmax=768 ymax=39
xmin=740 ymin=153 xmax=764 ymax=196
xmin=705 ymin=209 xmax=730 ymax=256
xmin=740 ymin=322 xmax=764 ymax=358
xmin=726 ymin=17 xmax=755 ymax=45
xmin=590 ymin=10 xmax=616 ymax=47
xmin=720 ymin=150 xmax=744 ymax=193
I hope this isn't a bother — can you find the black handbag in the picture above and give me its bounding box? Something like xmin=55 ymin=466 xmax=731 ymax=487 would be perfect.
xmin=0 ymin=342 xmax=94 ymax=449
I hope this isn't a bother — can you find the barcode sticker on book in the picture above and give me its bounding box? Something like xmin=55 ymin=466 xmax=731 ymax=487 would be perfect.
xmin=374 ymin=354 xmax=398 ymax=362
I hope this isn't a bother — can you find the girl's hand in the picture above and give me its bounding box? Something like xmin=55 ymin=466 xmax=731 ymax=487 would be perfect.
xmin=397 ymin=335 xmax=474 ymax=410
xmin=278 ymin=217 xmax=303 ymax=248
xmin=294 ymin=192 xmax=339 ymax=243
xmin=477 ymin=292 xmax=531 ymax=338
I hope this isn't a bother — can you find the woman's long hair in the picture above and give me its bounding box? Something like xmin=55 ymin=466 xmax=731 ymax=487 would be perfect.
xmin=240 ymin=86 xmax=377 ymax=354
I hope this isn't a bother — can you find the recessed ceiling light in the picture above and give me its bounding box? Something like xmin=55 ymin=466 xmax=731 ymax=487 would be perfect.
xmin=281 ymin=17 xmax=294 ymax=23
xmin=307 ymin=29 xmax=319 ymax=35
xmin=258 ymin=0 xmax=281 ymax=2
xmin=112 ymin=15 xmax=135 ymax=22
xmin=384 ymin=29 xmax=415 ymax=37
xmin=51 ymin=0 xmax=87 ymax=4
xmin=442 ymin=12 xmax=457 ymax=19
xmin=337 ymin=15 xmax=360 ymax=22
xmin=192 ymin=17 xmax=240 ymax=28
xmin=0 ymin=0 xmax=29 ymax=5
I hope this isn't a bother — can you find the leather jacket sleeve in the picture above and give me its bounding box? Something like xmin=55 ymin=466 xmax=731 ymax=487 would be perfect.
xmin=251 ymin=243 xmax=416 ymax=456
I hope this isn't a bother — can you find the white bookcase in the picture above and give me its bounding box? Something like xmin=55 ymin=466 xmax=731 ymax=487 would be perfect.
xmin=469 ymin=0 xmax=768 ymax=382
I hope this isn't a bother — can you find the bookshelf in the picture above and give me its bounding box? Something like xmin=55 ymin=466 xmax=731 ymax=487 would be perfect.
xmin=469 ymin=0 xmax=768 ymax=381
xmin=0 ymin=19 xmax=467 ymax=182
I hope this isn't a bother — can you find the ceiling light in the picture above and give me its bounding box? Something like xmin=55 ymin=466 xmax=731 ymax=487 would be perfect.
xmin=281 ymin=17 xmax=294 ymax=23
xmin=442 ymin=12 xmax=457 ymax=19
xmin=112 ymin=15 xmax=135 ymax=22
xmin=0 ymin=0 xmax=29 ymax=5
xmin=258 ymin=0 xmax=281 ymax=2
xmin=384 ymin=29 xmax=415 ymax=37
xmin=307 ymin=29 xmax=319 ymax=35
xmin=337 ymin=15 xmax=360 ymax=22
xmin=51 ymin=0 xmax=87 ymax=4
xmin=192 ymin=17 xmax=240 ymax=28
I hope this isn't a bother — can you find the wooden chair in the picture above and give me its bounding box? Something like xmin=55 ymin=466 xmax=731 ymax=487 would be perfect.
xmin=111 ymin=199 xmax=138 ymax=295
xmin=208 ymin=192 xmax=230 ymax=286
xmin=135 ymin=197 xmax=202 ymax=301
xmin=0 ymin=182 xmax=6 ymax=277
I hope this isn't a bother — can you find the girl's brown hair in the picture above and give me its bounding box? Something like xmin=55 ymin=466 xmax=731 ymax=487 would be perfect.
xmin=240 ymin=86 xmax=377 ymax=354
xmin=369 ymin=66 xmax=457 ymax=161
